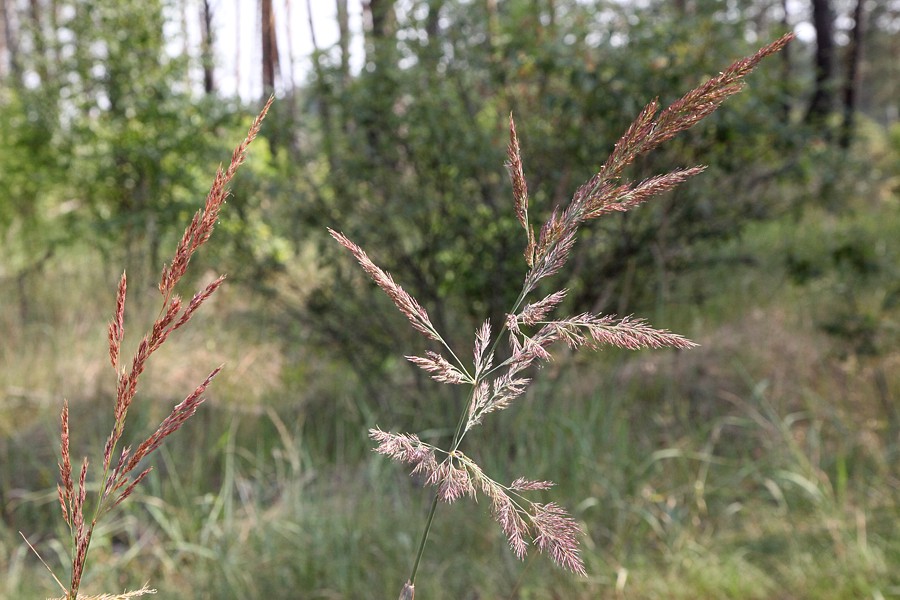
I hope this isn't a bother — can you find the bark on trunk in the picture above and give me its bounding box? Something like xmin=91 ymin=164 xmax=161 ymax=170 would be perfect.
xmin=806 ymin=0 xmax=836 ymax=127
xmin=261 ymin=0 xmax=278 ymax=94
xmin=200 ymin=0 xmax=215 ymax=94
xmin=839 ymin=0 xmax=866 ymax=148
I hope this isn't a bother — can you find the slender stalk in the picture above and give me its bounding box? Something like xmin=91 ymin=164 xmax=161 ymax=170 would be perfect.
xmin=452 ymin=287 xmax=529 ymax=450
xmin=408 ymin=491 xmax=440 ymax=585
xmin=407 ymin=385 xmax=473 ymax=585
xmin=407 ymin=287 xmax=531 ymax=584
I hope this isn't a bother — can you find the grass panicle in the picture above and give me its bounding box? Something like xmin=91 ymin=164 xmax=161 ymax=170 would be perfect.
xmin=330 ymin=34 xmax=793 ymax=597
xmin=40 ymin=96 xmax=273 ymax=600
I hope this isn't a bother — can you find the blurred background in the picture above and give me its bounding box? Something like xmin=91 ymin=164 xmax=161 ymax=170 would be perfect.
xmin=1 ymin=0 xmax=898 ymax=597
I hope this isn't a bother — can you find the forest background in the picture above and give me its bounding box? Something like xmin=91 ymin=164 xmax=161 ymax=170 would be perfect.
xmin=1 ymin=0 xmax=899 ymax=598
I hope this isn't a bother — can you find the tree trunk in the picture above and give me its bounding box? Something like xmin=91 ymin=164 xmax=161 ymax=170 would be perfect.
xmin=283 ymin=0 xmax=296 ymax=91
xmin=806 ymin=0 xmax=836 ymax=128
xmin=26 ymin=0 xmax=51 ymax=85
xmin=484 ymin=0 xmax=504 ymax=90
xmin=425 ymin=0 xmax=441 ymax=41
xmin=306 ymin=0 xmax=335 ymax=163
xmin=839 ymin=0 xmax=865 ymax=148
xmin=360 ymin=0 xmax=397 ymax=158
xmin=336 ymin=0 xmax=350 ymax=82
xmin=0 ymin=0 xmax=21 ymax=81
xmin=362 ymin=0 xmax=396 ymax=70
xmin=200 ymin=0 xmax=215 ymax=94
xmin=234 ymin=0 xmax=242 ymax=93
xmin=261 ymin=0 xmax=278 ymax=94
xmin=779 ymin=0 xmax=792 ymax=123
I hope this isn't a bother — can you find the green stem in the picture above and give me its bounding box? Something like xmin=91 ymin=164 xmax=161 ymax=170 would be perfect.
xmin=450 ymin=287 xmax=530 ymax=451
xmin=408 ymin=491 xmax=440 ymax=585
xmin=407 ymin=385 xmax=473 ymax=584
xmin=406 ymin=285 xmax=533 ymax=585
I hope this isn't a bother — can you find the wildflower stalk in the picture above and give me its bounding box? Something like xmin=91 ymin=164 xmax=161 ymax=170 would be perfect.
xmin=332 ymin=35 xmax=792 ymax=598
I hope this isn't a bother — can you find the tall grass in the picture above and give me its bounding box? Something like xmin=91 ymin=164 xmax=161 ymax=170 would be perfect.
xmin=330 ymin=35 xmax=793 ymax=597
xmin=22 ymin=97 xmax=273 ymax=600
xmin=5 ymin=291 xmax=899 ymax=598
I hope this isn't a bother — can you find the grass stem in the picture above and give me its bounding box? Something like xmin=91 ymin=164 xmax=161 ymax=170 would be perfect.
xmin=409 ymin=491 xmax=440 ymax=585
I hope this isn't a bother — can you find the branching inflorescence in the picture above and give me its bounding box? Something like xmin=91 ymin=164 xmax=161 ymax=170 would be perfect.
xmin=48 ymin=97 xmax=273 ymax=600
xmin=331 ymin=34 xmax=792 ymax=599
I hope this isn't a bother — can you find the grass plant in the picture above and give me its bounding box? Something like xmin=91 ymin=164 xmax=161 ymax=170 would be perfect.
xmin=330 ymin=34 xmax=793 ymax=597
xmin=5 ymin=29 xmax=897 ymax=600
xmin=23 ymin=97 xmax=273 ymax=600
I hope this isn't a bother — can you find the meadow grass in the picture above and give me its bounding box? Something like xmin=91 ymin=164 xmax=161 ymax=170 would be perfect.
xmin=2 ymin=32 xmax=899 ymax=599
xmin=4 ymin=283 xmax=898 ymax=598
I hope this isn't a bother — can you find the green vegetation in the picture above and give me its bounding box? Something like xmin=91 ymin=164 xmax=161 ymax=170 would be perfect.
xmin=2 ymin=0 xmax=899 ymax=598
xmin=2 ymin=200 xmax=900 ymax=597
